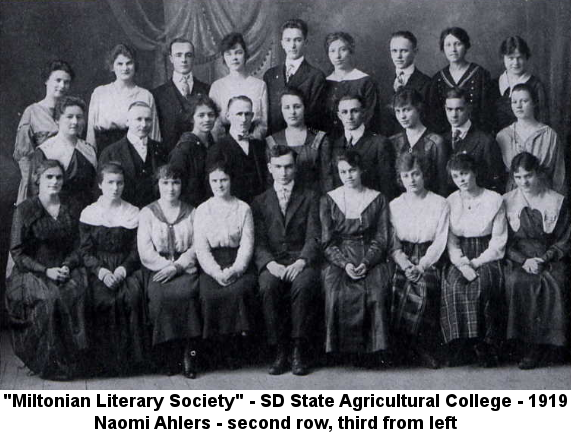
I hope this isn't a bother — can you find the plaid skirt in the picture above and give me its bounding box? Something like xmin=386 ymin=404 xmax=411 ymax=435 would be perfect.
xmin=440 ymin=235 xmax=504 ymax=344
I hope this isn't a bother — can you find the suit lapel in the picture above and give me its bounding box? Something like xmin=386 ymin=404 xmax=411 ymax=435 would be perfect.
xmin=121 ymin=139 xmax=138 ymax=177
xmin=288 ymin=60 xmax=309 ymax=88
xmin=284 ymin=185 xmax=304 ymax=228
xmin=168 ymin=81 xmax=186 ymax=108
xmin=267 ymin=188 xmax=285 ymax=225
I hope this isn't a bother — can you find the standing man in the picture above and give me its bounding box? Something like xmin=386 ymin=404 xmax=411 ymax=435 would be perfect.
xmin=152 ymin=38 xmax=210 ymax=153
xmin=251 ymin=145 xmax=321 ymax=376
xmin=263 ymin=19 xmax=325 ymax=134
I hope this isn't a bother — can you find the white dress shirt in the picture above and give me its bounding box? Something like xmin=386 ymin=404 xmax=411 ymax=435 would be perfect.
xmin=344 ymin=124 xmax=365 ymax=146
xmin=127 ymin=131 xmax=148 ymax=162
xmin=230 ymin=129 xmax=250 ymax=155
xmin=173 ymin=71 xmax=194 ymax=97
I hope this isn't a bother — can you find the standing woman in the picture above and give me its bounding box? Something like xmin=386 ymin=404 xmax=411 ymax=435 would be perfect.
xmin=169 ymin=95 xmax=219 ymax=207
xmin=31 ymin=96 xmax=97 ymax=210
xmin=137 ymin=165 xmax=202 ymax=378
xmin=13 ymin=60 xmax=74 ymax=204
xmin=441 ymin=154 xmax=507 ymax=367
xmin=322 ymin=32 xmax=381 ymax=136
xmin=266 ymin=87 xmax=333 ymax=193
xmin=79 ymin=162 xmax=145 ymax=376
xmin=320 ymin=151 xmax=392 ymax=366
xmin=87 ymin=43 xmax=161 ymax=155
xmin=390 ymin=154 xmax=449 ymax=368
xmin=6 ymin=160 xmax=89 ymax=380
xmin=496 ymin=83 xmax=565 ymax=194
xmin=427 ymin=27 xmax=493 ymax=134
xmin=194 ymin=161 xmax=257 ymax=369
xmin=504 ymin=152 xmax=569 ymax=369
xmin=209 ymin=33 xmax=268 ymax=140
xmin=493 ymin=36 xmax=548 ymax=132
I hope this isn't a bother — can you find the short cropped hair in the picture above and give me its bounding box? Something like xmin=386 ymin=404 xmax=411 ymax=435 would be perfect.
xmin=324 ymin=32 xmax=355 ymax=54
xmin=33 ymin=159 xmax=64 ymax=186
xmin=268 ymin=145 xmax=297 ymax=163
xmin=445 ymin=87 xmax=471 ymax=104
xmin=439 ymin=27 xmax=471 ymax=51
xmin=128 ymin=101 xmax=151 ymax=111
xmin=41 ymin=59 xmax=75 ymax=82
xmin=54 ymin=96 xmax=86 ymax=120
xmin=169 ymin=37 xmax=194 ymax=54
xmin=97 ymin=161 xmax=124 ymax=184
xmin=219 ymin=33 xmax=249 ymax=60
xmin=281 ymin=18 xmax=308 ymax=39
xmin=107 ymin=43 xmax=138 ymax=72
xmin=227 ymin=95 xmax=253 ymax=112
xmin=337 ymin=93 xmax=364 ymax=110
xmin=499 ymin=35 xmax=531 ymax=59
xmin=390 ymin=30 xmax=418 ymax=49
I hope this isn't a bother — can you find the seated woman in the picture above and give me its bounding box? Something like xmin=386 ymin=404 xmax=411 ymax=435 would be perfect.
xmin=390 ymin=154 xmax=449 ymax=368
xmin=503 ymin=152 xmax=569 ymax=369
xmin=194 ymin=161 xmax=257 ymax=369
xmin=496 ymin=83 xmax=565 ymax=195
xmin=169 ymin=95 xmax=219 ymax=207
xmin=209 ymin=33 xmax=268 ymax=140
xmin=79 ymin=162 xmax=145 ymax=376
xmin=6 ymin=160 xmax=89 ymax=380
xmin=322 ymin=32 xmax=381 ymax=136
xmin=13 ymin=60 xmax=75 ymax=204
xmin=441 ymin=154 xmax=507 ymax=367
xmin=87 ymin=43 xmax=161 ymax=154
xmin=493 ymin=36 xmax=548 ymax=132
xmin=266 ymin=87 xmax=333 ymax=193
xmin=427 ymin=27 xmax=493 ymax=134
xmin=390 ymin=88 xmax=450 ymax=196
xmin=320 ymin=151 xmax=392 ymax=366
xmin=137 ymin=164 xmax=201 ymax=378
xmin=31 ymin=96 xmax=97 ymax=210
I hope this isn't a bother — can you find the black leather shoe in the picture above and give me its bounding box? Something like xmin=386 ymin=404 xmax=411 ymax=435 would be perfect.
xmin=416 ymin=348 xmax=441 ymax=370
xmin=269 ymin=347 xmax=289 ymax=375
xmin=183 ymin=349 xmax=198 ymax=379
xmin=474 ymin=343 xmax=499 ymax=368
xmin=518 ymin=346 xmax=543 ymax=370
xmin=291 ymin=344 xmax=309 ymax=376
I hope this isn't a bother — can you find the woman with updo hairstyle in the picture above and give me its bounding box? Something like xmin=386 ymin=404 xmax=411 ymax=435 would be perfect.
xmin=322 ymin=32 xmax=381 ymax=136
xmin=14 ymin=60 xmax=75 ymax=204
xmin=390 ymin=88 xmax=450 ymax=196
xmin=389 ymin=153 xmax=449 ymax=368
xmin=87 ymin=43 xmax=161 ymax=154
xmin=503 ymin=152 xmax=570 ymax=369
xmin=6 ymin=160 xmax=89 ymax=380
xmin=320 ymin=150 xmax=392 ymax=366
xmin=208 ymin=32 xmax=268 ymax=140
xmin=441 ymin=153 xmax=507 ymax=368
xmin=30 ymin=96 xmax=97 ymax=210
xmin=493 ymin=36 xmax=548 ymax=131
xmin=79 ymin=161 xmax=145 ymax=376
xmin=496 ymin=83 xmax=565 ymax=194
xmin=427 ymin=27 xmax=494 ymax=133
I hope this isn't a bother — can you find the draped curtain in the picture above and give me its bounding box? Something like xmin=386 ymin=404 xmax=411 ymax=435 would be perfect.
xmin=106 ymin=0 xmax=279 ymax=86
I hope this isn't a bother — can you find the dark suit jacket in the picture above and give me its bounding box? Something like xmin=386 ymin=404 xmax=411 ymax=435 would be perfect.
xmin=251 ymin=185 xmax=320 ymax=272
xmin=151 ymin=78 xmax=210 ymax=153
xmin=263 ymin=59 xmax=326 ymax=135
xmin=99 ymin=137 xmax=167 ymax=208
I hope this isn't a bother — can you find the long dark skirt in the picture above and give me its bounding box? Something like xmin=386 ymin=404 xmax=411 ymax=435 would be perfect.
xmin=199 ymin=248 xmax=257 ymax=339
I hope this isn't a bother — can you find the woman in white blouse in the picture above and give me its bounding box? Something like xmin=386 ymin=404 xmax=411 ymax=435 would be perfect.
xmin=390 ymin=154 xmax=449 ymax=368
xmin=87 ymin=43 xmax=161 ymax=155
xmin=138 ymin=164 xmax=201 ymax=378
xmin=441 ymin=154 xmax=507 ymax=367
xmin=194 ymin=160 xmax=257 ymax=370
xmin=209 ymin=33 xmax=268 ymax=140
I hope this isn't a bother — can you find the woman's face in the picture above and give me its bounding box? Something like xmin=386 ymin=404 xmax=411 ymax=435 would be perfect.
xmin=400 ymin=166 xmax=425 ymax=194
xmin=193 ymin=104 xmax=217 ymax=135
xmin=394 ymin=104 xmax=421 ymax=129
xmin=450 ymin=168 xmax=478 ymax=192
xmin=113 ymin=54 xmax=135 ymax=81
xmin=443 ymin=34 xmax=467 ymax=64
xmin=513 ymin=167 xmax=539 ymax=193
xmin=99 ymin=171 xmax=124 ymax=201
xmin=45 ymin=70 xmax=72 ymax=99
xmin=38 ymin=166 xmax=64 ymax=196
xmin=328 ymin=38 xmax=352 ymax=69
xmin=281 ymin=94 xmax=305 ymax=128
xmin=337 ymin=160 xmax=362 ymax=189
xmin=209 ymin=169 xmax=231 ymax=198
xmin=158 ymin=177 xmax=182 ymax=202
xmin=503 ymin=49 xmax=528 ymax=76
xmin=57 ymin=105 xmax=85 ymax=138
xmin=511 ymin=89 xmax=535 ymax=120
xmin=223 ymin=44 xmax=246 ymax=72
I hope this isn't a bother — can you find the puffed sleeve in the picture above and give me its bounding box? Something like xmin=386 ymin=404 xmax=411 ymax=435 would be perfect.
xmin=320 ymin=195 xmax=349 ymax=268
xmin=194 ymin=204 xmax=224 ymax=278
xmin=13 ymin=106 xmax=35 ymax=161
xmin=540 ymin=198 xmax=570 ymax=263
xmin=471 ymin=201 xmax=507 ymax=268
xmin=418 ymin=202 xmax=450 ymax=272
xmin=79 ymin=222 xmax=105 ymax=277
xmin=9 ymin=204 xmax=46 ymax=274
xmin=363 ymin=195 xmax=389 ymax=267
xmin=230 ymin=205 xmax=254 ymax=275
xmin=86 ymin=88 xmax=100 ymax=150
xmin=137 ymin=207 xmax=171 ymax=272
xmin=257 ymin=81 xmax=269 ymax=136
xmin=545 ymin=131 xmax=566 ymax=195
xmin=172 ymin=210 xmax=197 ymax=273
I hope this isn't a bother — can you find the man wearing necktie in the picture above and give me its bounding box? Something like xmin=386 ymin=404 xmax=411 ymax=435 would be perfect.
xmin=251 ymin=145 xmax=321 ymax=376
xmin=152 ymin=38 xmax=211 ymax=153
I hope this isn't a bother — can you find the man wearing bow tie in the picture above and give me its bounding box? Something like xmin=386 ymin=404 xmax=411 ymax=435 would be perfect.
xmin=152 ymin=38 xmax=210 ymax=153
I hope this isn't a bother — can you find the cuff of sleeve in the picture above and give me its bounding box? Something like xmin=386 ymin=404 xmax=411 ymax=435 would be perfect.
xmin=114 ymin=266 xmax=127 ymax=280
xmin=455 ymin=256 xmax=471 ymax=267
xmin=98 ymin=268 xmax=112 ymax=281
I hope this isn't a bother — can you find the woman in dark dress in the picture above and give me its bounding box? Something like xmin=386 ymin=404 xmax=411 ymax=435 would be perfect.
xmin=266 ymin=87 xmax=333 ymax=193
xmin=138 ymin=165 xmax=202 ymax=378
xmin=6 ymin=160 xmax=89 ymax=380
xmin=79 ymin=162 xmax=146 ymax=376
xmin=427 ymin=27 xmax=494 ymax=134
xmin=31 ymin=96 xmax=97 ymax=210
xmin=320 ymin=151 xmax=392 ymax=366
xmin=169 ymin=95 xmax=219 ymax=207
xmin=503 ymin=152 xmax=570 ymax=369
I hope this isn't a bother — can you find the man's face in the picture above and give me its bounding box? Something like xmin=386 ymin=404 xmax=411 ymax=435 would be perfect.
xmin=169 ymin=42 xmax=194 ymax=75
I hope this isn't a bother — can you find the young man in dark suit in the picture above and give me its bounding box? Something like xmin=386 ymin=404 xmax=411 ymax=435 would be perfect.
xmin=251 ymin=145 xmax=321 ymax=376
xmin=263 ymin=19 xmax=325 ymax=135
xmin=152 ymin=38 xmax=210 ymax=153
xmin=99 ymin=102 xmax=167 ymax=208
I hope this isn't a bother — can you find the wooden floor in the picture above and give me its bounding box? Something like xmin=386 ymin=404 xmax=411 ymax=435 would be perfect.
xmin=1 ymin=329 xmax=570 ymax=390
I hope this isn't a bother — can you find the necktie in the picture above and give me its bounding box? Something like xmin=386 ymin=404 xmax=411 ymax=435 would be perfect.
xmin=394 ymin=71 xmax=405 ymax=91
xmin=286 ymin=64 xmax=295 ymax=83
xmin=180 ymin=75 xmax=191 ymax=98
xmin=452 ymin=129 xmax=461 ymax=148
xmin=279 ymin=188 xmax=289 ymax=216
xmin=346 ymin=135 xmax=354 ymax=148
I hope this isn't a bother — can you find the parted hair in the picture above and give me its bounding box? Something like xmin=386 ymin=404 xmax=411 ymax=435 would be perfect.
xmin=281 ymin=18 xmax=308 ymax=39
xmin=324 ymin=31 xmax=355 ymax=54
xmin=390 ymin=30 xmax=418 ymax=49
xmin=511 ymin=83 xmax=538 ymax=106
xmin=395 ymin=153 xmax=430 ymax=189
xmin=97 ymin=161 xmax=124 ymax=184
xmin=279 ymin=87 xmax=307 ymax=108
xmin=268 ymin=144 xmax=297 ymax=163
xmin=392 ymin=88 xmax=425 ymax=114
xmin=54 ymin=96 xmax=86 ymax=120
xmin=499 ymin=35 xmax=531 ymax=59
xmin=335 ymin=149 xmax=363 ymax=169
xmin=219 ymin=32 xmax=249 ymax=60
xmin=439 ymin=27 xmax=471 ymax=51
xmin=33 ymin=159 xmax=64 ymax=186
xmin=107 ymin=43 xmax=138 ymax=72
xmin=509 ymin=151 xmax=548 ymax=190
xmin=188 ymin=95 xmax=220 ymax=120
xmin=41 ymin=59 xmax=75 ymax=82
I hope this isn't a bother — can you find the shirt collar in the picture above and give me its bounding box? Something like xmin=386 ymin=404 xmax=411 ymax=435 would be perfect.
xmin=127 ymin=131 xmax=148 ymax=148
xmin=230 ymin=129 xmax=249 ymax=143
xmin=286 ymin=56 xmax=304 ymax=71
xmin=173 ymin=71 xmax=194 ymax=83
xmin=396 ymin=63 xmax=415 ymax=77
xmin=274 ymin=180 xmax=295 ymax=194
xmin=498 ymin=71 xmax=531 ymax=96
xmin=345 ymin=124 xmax=365 ymax=143
xmin=452 ymin=119 xmax=472 ymax=139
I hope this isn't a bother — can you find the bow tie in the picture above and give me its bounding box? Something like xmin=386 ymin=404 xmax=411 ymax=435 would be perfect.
xmin=237 ymin=133 xmax=252 ymax=141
